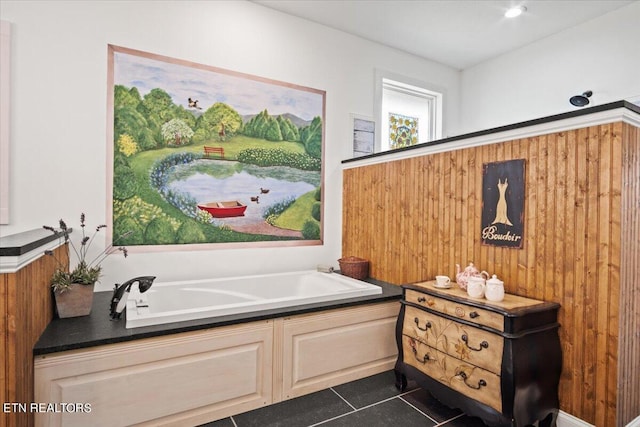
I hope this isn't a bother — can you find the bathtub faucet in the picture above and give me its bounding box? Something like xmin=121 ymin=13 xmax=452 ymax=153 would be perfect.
xmin=109 ymin=276 xmax=156 ymax=320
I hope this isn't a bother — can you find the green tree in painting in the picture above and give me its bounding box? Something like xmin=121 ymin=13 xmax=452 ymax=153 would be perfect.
xmin=264 ymin=116 xmax=283 ymax=141
xmin=113 ymin=216 xmax=144 ymax=245
xmin=196 ymin=102 xmax=243 ymax=141
xmin=176 ymin=221 xmax=206 ymax=244
xmin=144 ymin=217 xmax=176 ymax=245
xmin=140 ymin=88 xmax=174 ymax=122
xmin=135 ymin=88 xmax=174 ymax=145
xmin=243 ymin=109 xmax=269 ymax=139
xmin=191 ymin=128 xmax=208 ymax=144
xmin=113 ymin=164 xmax=138 ymax=201
xmin=301 ymin=220 xmax=320 ymax=240
xmin=173 ymin=105 xmax=197 ymax=129
xmin=244 ymin=110 xmax=302 ymax=142
xmin=114 ymin=85 xmax=159 ymax=151
xmin=114 ymin=85 xmax=142 ymax=109
xmin=300 ymin=116 xmax=322 ymax=159
xmin=137 ymin=128 xmax=158 ymax=151
xmin=277 ymin=115 xmax=300 ymax=142
xmin=161 ymin=119 xmax=194 ymax=145
xmin=114 ymin=106 xmax=148 ymax=143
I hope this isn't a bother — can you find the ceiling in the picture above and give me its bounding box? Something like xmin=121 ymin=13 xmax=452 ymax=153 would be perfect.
xmin=253 ymin=0 xmax=635 ymax=70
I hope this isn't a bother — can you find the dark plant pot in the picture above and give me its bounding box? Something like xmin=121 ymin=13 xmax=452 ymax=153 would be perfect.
xmin=54 ymin=283 xmax=95 ymax=318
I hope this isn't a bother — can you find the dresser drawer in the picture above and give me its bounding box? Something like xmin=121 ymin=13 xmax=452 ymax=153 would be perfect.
xmin=403 ymin=305 xmax=504 ymax=375
xmin=405 ymin=289 xmax=504 ymax=332
xmin=402 ymin=335 xmax=502 ymax=413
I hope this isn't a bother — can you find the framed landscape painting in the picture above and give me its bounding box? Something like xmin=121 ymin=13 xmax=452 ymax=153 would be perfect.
xmin=107 ymin=45 xmax=325 ymax=250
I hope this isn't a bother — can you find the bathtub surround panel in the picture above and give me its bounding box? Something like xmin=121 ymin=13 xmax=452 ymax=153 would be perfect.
xmin=279 ymin=302 xmax=398 ymax=400
xmin=0 ymin=240 xmax=66 ymax=427
xmin=342 ymin=119 xmax=640 ymax=426
xmin=34 ymin=301 xmax=398 ymax=426
xmin=35 ymin=322 xmax=274 ymax=427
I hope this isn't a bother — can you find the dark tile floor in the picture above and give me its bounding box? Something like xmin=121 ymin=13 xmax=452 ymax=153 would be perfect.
xmin=200 ymin=370 xmax=488 ymax=427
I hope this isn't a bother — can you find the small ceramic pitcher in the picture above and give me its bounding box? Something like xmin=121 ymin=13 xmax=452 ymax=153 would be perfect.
xmin=466 ymin=276 xmax=486 ymax=298
xmin=485 ymin=274 xmax=505 ymax=302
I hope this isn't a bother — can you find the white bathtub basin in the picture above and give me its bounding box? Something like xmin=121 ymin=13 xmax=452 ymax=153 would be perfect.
xmin=125 ymin=270 xmax=382 ymax=328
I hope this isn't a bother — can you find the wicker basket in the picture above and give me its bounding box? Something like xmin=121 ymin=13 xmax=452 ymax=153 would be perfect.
xmin=338 ymin=256 xmax=369 ymax=280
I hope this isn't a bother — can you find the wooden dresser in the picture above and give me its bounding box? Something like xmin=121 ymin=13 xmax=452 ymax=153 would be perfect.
xmin=394 ymin=281 xmax=562 ymax=427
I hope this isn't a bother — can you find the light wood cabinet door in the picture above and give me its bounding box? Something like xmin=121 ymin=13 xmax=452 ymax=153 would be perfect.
xmin=35 ymin=321 xmax=274 ymax=427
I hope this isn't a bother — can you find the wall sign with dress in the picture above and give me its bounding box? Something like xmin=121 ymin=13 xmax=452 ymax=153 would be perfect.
xmin=481 ymin=159 xmax=525 ymax=248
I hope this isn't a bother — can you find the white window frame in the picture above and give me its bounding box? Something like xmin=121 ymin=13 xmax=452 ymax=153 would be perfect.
xmin=374 ymin=69 xmax=443 ymax=153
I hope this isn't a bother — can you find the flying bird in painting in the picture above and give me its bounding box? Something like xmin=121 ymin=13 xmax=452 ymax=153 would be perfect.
xmin=188 ymin=98 xmax=202 ymax=110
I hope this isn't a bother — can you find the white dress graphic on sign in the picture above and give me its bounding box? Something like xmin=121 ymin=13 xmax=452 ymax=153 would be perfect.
xmin=492 ymin=179 xmax=513 ymax=226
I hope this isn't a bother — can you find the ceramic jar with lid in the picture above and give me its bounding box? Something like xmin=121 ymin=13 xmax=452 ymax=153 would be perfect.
xmin=485 ymin=274 xmax=505 ymax=302
xmin=466 ymin=276 xmax=486 ymax=298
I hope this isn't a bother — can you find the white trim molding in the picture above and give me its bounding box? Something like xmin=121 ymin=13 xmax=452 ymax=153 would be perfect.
xmin=0 ymin=239 xmax=64 ymax=274
xmin=558 ymin=411 xmax=595 ymax=427
xmin=557 ymin=411 xmax=640 ymax=427
xmin=626 ymin=415 xmax=640 ymax=427
xmin=343 ymin=104 xmax=640 ymax=170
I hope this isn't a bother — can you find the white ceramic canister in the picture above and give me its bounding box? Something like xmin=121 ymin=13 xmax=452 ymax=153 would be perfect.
xmin=485 ymin=274 xmax=505 ymax=302
xmin=466 ymin=277 xmax=486 ymax=298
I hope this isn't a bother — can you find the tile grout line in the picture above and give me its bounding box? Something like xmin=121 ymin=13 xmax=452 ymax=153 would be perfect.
xmin=433 ymin=412 xmax=466 ymax=426
xmin=303 ymin=388 xmax=358 ymax=427
xmin=309 ymin=388 xmax=425 ymax=427
xmin=329 ymin=387 xmax=357 ymax=411
xmin=229 ymin=415 xmax=239 ymax=427
xmin=398 ymin=394 xmax=439 ymax=424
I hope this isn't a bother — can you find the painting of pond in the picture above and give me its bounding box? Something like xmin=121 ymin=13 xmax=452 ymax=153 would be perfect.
xmin=167 ymin=160 xmax=319 ymax=236
xmin=107 ymin=45 xmax=325 ymax=248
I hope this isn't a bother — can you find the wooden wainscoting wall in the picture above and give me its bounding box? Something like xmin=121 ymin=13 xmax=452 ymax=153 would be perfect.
xmin=0 ymin=244 xmax=66 ymax=427
xmin=342 ymin=121 xmax=640 ymax=427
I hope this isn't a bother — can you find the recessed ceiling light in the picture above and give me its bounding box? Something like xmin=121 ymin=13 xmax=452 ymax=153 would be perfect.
xmin=505 ymin=5 xmax=527 ymax=18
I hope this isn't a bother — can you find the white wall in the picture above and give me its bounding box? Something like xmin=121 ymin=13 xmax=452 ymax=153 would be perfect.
xmin=460 ymin=1 xmax=640 ymax=133
xmin=0 ymin=1 xmax=460 ymax=290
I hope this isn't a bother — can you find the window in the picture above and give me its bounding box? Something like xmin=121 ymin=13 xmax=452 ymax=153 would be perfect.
xmin=375 ymin=71 xmax=443 ymax=152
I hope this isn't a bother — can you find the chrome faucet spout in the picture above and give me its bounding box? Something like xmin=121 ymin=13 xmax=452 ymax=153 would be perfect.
xmin=109 ymin=276 xmax=156 ymax=320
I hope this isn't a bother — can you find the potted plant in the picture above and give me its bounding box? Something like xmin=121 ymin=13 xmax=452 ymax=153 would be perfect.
xmin=44 ymin=213 xmax=128 ymax=318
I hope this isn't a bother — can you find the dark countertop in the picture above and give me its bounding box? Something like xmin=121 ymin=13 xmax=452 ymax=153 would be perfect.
xmin=34 ymin=276 xmax=402 ymax=356
xmin=0 ymin=227 xmax=69 ymax=256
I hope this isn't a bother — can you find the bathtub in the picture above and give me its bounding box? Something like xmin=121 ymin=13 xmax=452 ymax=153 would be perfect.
xmin=125 ymin=270 xmax=382 ymax=328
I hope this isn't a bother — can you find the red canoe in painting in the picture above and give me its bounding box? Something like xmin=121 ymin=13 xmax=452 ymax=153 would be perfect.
xmin=197 ymin=201 xmax=247 ymax=218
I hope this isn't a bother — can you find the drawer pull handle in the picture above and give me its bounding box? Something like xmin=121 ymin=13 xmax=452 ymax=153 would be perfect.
xmin=458 ymin=371 xmax=487 ymax=390
xmin=417 ymin=296 xmax=435 ymax=306
xmin=412 ymin=347 xmax=436 ymax=364
xmin=461 ymin=334 xmax=489 ymax=351
xmin=414 ymin=317 xmax=432 ymax=331
xmin=469 ymin=311 xmax=479 ymax=319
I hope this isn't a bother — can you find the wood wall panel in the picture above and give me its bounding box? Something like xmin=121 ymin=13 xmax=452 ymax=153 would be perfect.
xmin=618 ymin=122 xmax=640 ymax=426
xmin=342 ymin=121 xmax=639 ymax=426
xmin=1 ymin=244 xmax=66 ymax=427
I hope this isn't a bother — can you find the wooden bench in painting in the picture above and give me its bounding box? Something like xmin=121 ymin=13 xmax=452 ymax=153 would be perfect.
xmin=203 ymin=146 xmax=225 ymax=159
